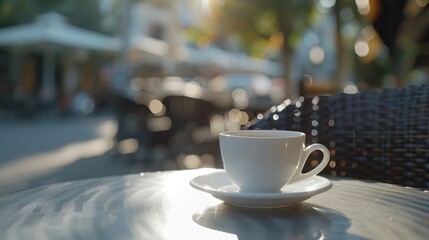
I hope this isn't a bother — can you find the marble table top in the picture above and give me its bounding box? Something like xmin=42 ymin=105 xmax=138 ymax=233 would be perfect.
xmin=0 ymin=168 xmax=428 ymax=239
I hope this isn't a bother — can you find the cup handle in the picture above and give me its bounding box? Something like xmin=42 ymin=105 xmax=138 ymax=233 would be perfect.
xmin=290 ymin=143 xmax=330 ymax=184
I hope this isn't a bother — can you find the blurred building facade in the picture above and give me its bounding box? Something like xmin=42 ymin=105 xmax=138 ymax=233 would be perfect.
xmin=0 ymin=0 xmax=283 ymax=117
xmin=126 ymin=0 xmax=282 ymax=78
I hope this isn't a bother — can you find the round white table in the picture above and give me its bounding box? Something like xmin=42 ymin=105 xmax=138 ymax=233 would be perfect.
xmin=0 ymin=168 xmax=428 ymax=239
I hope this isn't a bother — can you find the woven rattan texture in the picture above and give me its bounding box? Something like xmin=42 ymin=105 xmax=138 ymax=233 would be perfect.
xmin=247 ymin=85 xmax=429 ymax=189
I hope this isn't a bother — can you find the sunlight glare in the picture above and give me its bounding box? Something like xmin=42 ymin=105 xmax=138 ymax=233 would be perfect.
xmin=343 ymin=83 xmax=359 ymax=94
xmin=184 ymin=81 xmax=203 ymax=99
xmin=201 ymin=0 xmax=212 ymax=15
xmin=149 ymin=99 xmax=166 ymax=116
xmin=355 ymin=0 xmax=370 ymax=15
xmin=210 ymin=114 xmax=226 ymax=136
xmin=118 ymin=138 xmax=139 ymax=154
xmin=309 ymin=46 xmax=325 ymax=64
xmin=232 ymin=89 xmax=249 ymax=109
xmin=354 ymin=40 xmax=369 ymax=57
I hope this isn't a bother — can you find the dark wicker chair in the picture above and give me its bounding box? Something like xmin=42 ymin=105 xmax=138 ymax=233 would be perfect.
xmin=247 ymin=84 xmax=429 ymax=189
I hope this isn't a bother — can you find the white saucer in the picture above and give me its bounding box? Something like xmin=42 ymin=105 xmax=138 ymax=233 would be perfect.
xmin=190 ymin=170 xmax=332 ymax=208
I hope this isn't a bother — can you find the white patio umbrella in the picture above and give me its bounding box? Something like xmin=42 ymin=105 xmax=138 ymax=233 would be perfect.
xmin=0 ymin=12 xmax=119 ymax=51
xmin=0 ymin=12 xmax=120 ymax=101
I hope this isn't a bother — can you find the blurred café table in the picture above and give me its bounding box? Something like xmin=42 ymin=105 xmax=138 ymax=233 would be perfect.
xmin=0 ymin=168 xmax=428 ymax=239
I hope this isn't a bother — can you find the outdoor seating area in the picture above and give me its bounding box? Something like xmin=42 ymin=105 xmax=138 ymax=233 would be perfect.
xmin=113 ymin=93 xmax=226 ymax=170
xmin=111 ymin=74 xmax=277 ymax=170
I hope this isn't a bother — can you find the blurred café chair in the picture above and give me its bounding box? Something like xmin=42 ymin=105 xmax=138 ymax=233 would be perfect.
xmin=161 ymin=95 xmax=224 ymax=167
xmin=247 ymin=84 xmax=429 ymax=189
xmin=113 ymin=95 xmax=153 ymax=161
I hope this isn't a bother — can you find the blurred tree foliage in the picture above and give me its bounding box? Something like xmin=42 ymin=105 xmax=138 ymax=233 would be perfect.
xmin=0 ymin=0 xmax=120 ymax=34
xmin=215 ymin=0 xmax=317 ymax=57
xmin=215 ymin=0 xmax=318 ymax=95
xmin=213 ymin=0 xmax=409 ymax=91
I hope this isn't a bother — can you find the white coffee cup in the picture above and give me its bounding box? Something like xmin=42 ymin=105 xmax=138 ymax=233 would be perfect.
xmin=219 ymin=130 xmax=330 ymax=193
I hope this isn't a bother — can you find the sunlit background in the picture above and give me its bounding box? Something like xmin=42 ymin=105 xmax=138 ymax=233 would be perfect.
xmin=0 ymin=0 xmax=428 ymax=194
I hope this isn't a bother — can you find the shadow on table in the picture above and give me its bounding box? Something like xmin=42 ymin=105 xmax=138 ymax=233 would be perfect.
xmin=193 ymin=203 xmax=367 ymax=240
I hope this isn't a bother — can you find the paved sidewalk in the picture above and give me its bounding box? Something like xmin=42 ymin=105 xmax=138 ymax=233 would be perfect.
xmin=0 ymin=113 xmax=142 ymax=196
